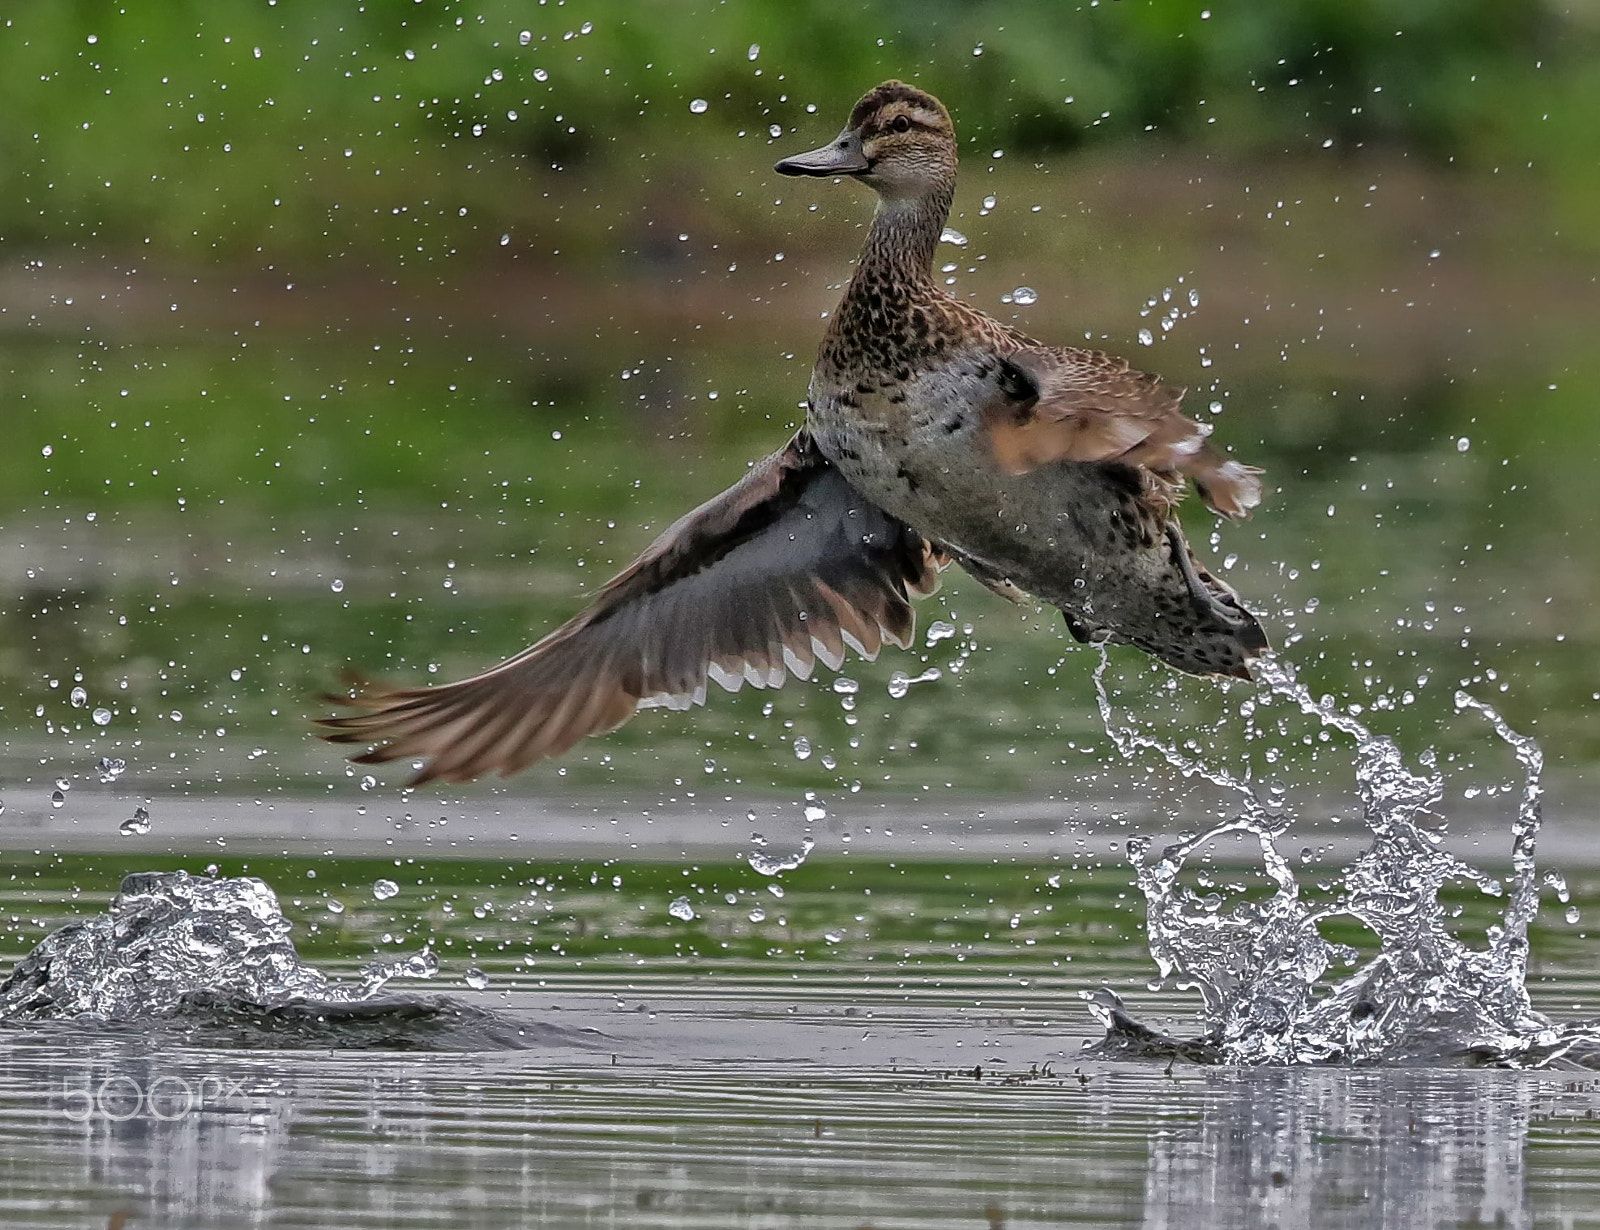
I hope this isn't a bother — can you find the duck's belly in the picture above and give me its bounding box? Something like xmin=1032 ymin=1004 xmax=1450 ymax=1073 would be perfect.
xmin=808 ymin=374 xmax=1161 ymax=613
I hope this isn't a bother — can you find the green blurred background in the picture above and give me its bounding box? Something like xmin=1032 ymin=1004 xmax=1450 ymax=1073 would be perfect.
xmin=2 ymin=0 xmax=1598 ymax=806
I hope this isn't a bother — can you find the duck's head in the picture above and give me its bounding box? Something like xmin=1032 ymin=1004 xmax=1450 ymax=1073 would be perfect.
xmin=775 ymin=80 xmax=956 ymax=200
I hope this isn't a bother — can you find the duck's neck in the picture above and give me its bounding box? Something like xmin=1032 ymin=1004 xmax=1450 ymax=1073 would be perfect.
xmin=850 ymin=183 xmax=954 ymax=293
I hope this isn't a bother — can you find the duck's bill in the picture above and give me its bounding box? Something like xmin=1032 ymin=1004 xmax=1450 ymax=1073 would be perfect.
xmin=774 ymin=136 xmax=869 ymax=177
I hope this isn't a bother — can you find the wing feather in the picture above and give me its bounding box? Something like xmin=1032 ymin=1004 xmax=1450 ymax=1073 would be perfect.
xmin=980 ymin=346 xmax=1263 ymax=518
xmin=319 ymin=432 xmax=938 ymax=784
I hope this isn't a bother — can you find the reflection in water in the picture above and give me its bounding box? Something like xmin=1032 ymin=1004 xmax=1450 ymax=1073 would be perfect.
xmin=0 ymin=1036 xmax=1586 ymax=1228
xmin=1144 ymin=1069 xmax=1529 ymax=1230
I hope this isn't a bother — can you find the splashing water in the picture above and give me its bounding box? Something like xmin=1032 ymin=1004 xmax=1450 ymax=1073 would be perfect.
xmin=1089 ymin=651 xmax=1594 ymax=1067
xmin=0 ymin=870 xmax=436 ymax=1024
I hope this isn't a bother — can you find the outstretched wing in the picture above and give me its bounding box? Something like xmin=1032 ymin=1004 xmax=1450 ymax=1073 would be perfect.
xmin=318 ymin=432 xmax=940 ymax=785
xmin=979 ymin=345 xmax=1263 ymax=518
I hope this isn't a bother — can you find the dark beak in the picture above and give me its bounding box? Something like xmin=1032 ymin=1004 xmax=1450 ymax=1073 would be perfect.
xmin=775 ymin=131 xmax=869 ymax=178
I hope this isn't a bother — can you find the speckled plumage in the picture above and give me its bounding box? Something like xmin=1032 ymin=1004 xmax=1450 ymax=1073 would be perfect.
xmin=784 ymin=80 xmax=1267 ymax=677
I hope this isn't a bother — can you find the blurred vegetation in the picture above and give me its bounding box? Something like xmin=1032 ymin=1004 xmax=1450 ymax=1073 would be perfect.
xmin=0 ymin=0 xmax=1594 ymax=263
xmin=3 ymin=0 xmax=1598 ymax=792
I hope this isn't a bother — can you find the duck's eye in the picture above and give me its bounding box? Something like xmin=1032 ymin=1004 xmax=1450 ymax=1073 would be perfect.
xmin=890 ymin=115 xmax=912 ymax=134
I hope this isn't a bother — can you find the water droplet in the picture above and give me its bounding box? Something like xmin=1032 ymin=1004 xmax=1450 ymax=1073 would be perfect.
xmin=939 ymin=227 xmax=968 ymax=247
xmin=330 ymin=578 xmax=345 ymax=593
xmin=50 ymin=790 xmax=65 ymax=809
xmin=92 ymin=708 xmax=112 ymax=727
xmin=120 ymin=806 xmax=151 ymax=836
xmin=1566 ymin=905 xmax=1582 ymax=925
xmin=70 ymin=687 xmax=88 ymax=708
xmin=982 ymin=195 xmax=997 ymax=210
xmin=887 ymin=667 xmax=942 ymax=699
xmin=326 ymin=898 xmax=345 ymax=915
xmin=793 ymin=736 xmax=812 ymax=761
xmin=1010 ymin=286 xmax=1038 ymax=306
xmin=464 ymin=968 xmax=489 ymax=990
xmin=804 ymin=804 xmax=827 ymax=823
xmin=1137 ymin=328 xmax=1154 ymax=346
xmin=925 ymin=620 xmax=957 ymax=645
xmin=769 ymin=123 xmax=782 ymax=138
xmin=668 ymin=896 xmax=695 ymax=921
xmin=748 ymin=907 xmax=767 ymax=923
xmin=533 ymin=68 xmax=548 ymax=82
xmin=96 ymin=757 xmax=125 ymax=783
xmin=518 ymin=30 xmax=532 ymax=45
xmin=1188 ymin=288 xmax=1200 ymax=307
xmin=373 ymin=879 xmax=400 ymax=901
xmin=831 ymin=677 xmax=860 ymax=695
xmin=823 ymin=930 xmax=844 ymax=944
xmin=689 ymin=99 xmax=709 ymax=114
xmin=747 ymin=836 xmax=816 ymax=876
xmin=747 ymin=43 xmax=760 ymax=61
xmin=1456 ymin=437 xmax=1471 ymax=452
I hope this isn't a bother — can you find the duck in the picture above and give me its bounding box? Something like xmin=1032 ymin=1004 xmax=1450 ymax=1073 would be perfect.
xmin=319 ymin=79 xmax=1267 ymax=785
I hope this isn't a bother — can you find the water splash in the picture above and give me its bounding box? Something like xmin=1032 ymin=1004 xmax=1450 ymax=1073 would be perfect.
xmin=0 ymin=870 xmax=435 ymax=1024
xmin=1089 ymin=651 xmax=1592 ymax=1067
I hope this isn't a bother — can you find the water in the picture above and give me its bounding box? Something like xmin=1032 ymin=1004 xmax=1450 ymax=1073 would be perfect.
xmin=1085 ymin=652 xmax=1597 ymax=1066
xmin=1 ymin=772 xmax=1599 ymax=1225
xmin=5 ymin=654 xmax=1587 ymax=1076
xmin=5 ymin=1031 xmax=1600 ymax=1228
xmin=0 ymin=870 xmax=417 ymax=1019
xmin=745 ymin=832 xmax=816 ymax=875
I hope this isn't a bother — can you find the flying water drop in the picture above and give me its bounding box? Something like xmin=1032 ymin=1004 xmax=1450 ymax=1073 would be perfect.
xmin=747 ymin=835 xmax=816 ymax=876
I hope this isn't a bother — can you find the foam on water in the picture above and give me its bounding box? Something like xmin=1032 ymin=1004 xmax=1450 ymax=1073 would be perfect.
xmin=1090 ymin=651 xmax=1598 ymax=1066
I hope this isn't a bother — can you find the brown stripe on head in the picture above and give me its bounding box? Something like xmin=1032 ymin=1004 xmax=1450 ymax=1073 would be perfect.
xmin=848 ymin=79 xmax=952 ymax=136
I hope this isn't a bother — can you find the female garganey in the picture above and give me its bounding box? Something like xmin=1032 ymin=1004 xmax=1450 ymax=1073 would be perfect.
xmin=320 ymin=80 xmax=1267 ymax=784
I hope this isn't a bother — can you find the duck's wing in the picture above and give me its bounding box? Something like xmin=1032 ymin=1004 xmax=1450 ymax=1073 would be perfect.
xmin=317 ymin=432 xmax=941 ymax=785
xmin=978 ymin=345 xmax=1263 ymax=518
